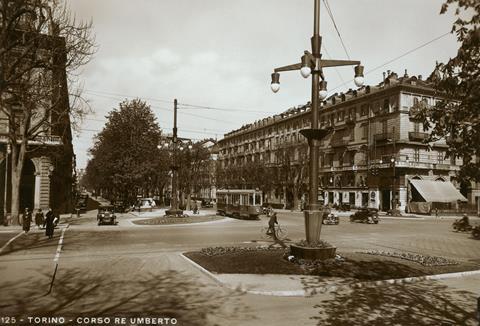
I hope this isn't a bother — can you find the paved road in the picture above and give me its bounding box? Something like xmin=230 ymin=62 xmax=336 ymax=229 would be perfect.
xmin=0 ymin=209 xmax=479 ymax=325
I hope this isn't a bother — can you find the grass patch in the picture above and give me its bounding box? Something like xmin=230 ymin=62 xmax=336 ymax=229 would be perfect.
xmin=185 ymin=247 xmax=480 ymax=281
xmin=133 ymin=215 xmax=224 ymax=225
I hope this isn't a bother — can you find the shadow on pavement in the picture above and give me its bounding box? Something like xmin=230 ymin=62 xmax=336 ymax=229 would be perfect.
xmin=310 ymin=281 xmax=478 ymax=325
xmin=0 ymin=232 xmax=61 ymax=257
xmin=0 ymin=268 xmax=251 ymax=325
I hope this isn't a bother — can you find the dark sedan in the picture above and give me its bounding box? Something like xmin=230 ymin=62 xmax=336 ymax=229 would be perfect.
xmin=350 ymin=208 xmax=379 ymax=224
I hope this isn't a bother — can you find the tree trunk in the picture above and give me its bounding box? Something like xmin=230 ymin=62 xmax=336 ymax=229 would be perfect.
xmin=10 ymin=142 xmax=27 ymax=225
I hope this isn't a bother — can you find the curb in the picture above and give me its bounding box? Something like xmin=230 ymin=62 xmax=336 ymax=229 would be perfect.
xmin=179 ymin=253 xmax=226 ymax=287
xmin=180 ymin=252 xmax=480 ymax=297
xmin=128 ymin=216 xmax=230 ymax=227
xmin=0 ymin=230 xmax=25 ymax=254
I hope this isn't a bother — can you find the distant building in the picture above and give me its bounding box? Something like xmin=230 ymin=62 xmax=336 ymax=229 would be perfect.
xmin=217 ymin=71 xmax=478 ymax=213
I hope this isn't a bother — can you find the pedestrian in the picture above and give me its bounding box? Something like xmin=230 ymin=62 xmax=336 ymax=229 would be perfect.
xmin=35 ymin=209 xmax=44 ymax=229
xmin=435 ymin=208 xmax=439 ymax=219
xmin=44 ymin=208 xmax=55 ymax=239
xmin=22 ymin=208 xmax=32 ymax=233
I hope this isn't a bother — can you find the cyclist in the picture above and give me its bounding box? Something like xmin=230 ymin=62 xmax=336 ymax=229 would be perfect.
xmin=267 ymin=211 xmax=278 ymax=239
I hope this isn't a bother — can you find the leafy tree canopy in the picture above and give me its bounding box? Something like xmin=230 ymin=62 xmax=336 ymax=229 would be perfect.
xmin=419 ymin=0 xmax=479 ymax=181
xmin=86 ymin=99 xmax=165 ymax=202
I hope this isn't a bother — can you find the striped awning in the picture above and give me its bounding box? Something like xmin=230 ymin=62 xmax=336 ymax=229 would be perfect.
xmin=410 ymin=179 xmax=467 ymax=203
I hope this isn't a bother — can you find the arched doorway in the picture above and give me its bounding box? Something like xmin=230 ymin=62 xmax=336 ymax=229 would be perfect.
xmin=20 ymin=159 xmax=35 ymax=211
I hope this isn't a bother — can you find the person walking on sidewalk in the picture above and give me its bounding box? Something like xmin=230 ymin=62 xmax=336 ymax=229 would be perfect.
xmin=22 ymin=208 xmax=32 ymax=233
xmin=35 ymin=209 xmax=44 ymax=229
xmin=44 ymin=208 xmax=55 ymax=239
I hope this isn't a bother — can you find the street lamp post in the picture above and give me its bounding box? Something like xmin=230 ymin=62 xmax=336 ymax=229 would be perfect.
xmin=270 ymin=0 xmax=364 ymax=244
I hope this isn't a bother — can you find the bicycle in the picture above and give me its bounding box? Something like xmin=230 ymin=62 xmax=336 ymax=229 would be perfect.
xmin=260 ymin=224 xmax=288 ymax=241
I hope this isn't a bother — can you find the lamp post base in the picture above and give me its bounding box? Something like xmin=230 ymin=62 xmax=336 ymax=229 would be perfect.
xmin=304 ymin=208 xmax=326 ymax=244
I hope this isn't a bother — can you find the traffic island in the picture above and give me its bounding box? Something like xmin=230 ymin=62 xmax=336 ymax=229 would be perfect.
xmin=132 ymin=215 xmax=224 ymax=225
xmin=184 ymin=246 xmax=480 ymax=281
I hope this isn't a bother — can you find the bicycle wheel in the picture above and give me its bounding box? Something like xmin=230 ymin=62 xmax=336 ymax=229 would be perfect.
xmin=276 ymin=225 xmax=288 ymax=241
xmin=260 ymin=226 xmax=271 ymax=240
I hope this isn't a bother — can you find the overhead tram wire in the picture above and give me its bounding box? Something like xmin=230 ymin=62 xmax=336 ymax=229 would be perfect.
xmin=82 ymin=91 xmax=243 ymax=126
xmin=323 ymin=0 xmax=351 ymax=59
xmin=329 ymin=31 xmax=452 ymax=93
xmin=177 ymin=102 xmax=277 ymax=114
xmin=83 ymin=89 xmax=274 ymax=115
xmin=76 ymin=127 xmax=207 ymax=141
xmin=82 ymin=90 xmax=269 ymax=125
xmin=82 ymin=117 xmax=228 ymax=135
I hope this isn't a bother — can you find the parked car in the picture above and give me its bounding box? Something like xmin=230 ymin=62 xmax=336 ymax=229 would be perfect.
xmin=350 ymin=208 xmax=379 ymax=224
xmin=322 ymin=212 xmax=339 ymax=225
xmin=201 ymin=199 xmax=213 ymax=208
xmin=75 ymin=193 xmax=89 ymax=212
xmin=97 ymin=205 xmax=117 ymax=225
xmin=135 ymin=198 xmax=156 ymax=211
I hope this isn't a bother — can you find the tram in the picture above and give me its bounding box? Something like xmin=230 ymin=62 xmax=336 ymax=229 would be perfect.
xmin=216 ymin=189 xmax=263 ymax=220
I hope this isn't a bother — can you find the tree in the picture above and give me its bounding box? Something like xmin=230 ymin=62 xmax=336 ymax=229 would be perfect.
xmin=417 ymin=0 xmax=480 ymax=182
xmin=276 ymin=142 xmax=309 ymax=209
xmin=86 ymin=99 xmax=166 ymax=205
xmin=0 ymin=0 xmax=95 ymax=223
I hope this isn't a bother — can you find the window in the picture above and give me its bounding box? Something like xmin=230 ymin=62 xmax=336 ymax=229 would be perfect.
xmin=383 ymin=98 xmax=389 ymax=112
xmin=360 ymin=104 xmax=368 ymax=116
xmin=437 ymin=151 xmax=444 ymax=164
xmin=382 ymin=120 xmax=388 ymax=134
xmin=450 ymin=156 xmax=456 ymax=166
xmin=362 ymin=124 xmax=368 ymax=139
xmin=414 ymin=122 xmax=420 ymax=133
xmin=414 ymin=149 xmax=420 ymax=162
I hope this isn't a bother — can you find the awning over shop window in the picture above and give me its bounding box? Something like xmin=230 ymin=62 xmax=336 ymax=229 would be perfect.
xmin=410 ymin=180 xmax=467 ymax=203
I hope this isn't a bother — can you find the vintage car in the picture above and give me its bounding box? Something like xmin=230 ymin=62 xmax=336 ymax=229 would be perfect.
xmin=350 ymin=208 xmax=379 ymax=224
xmin=75 ymin=194 xmax=89 ymax=213
xmin=97 ymin=205 xmax=117 ymax=225
xmin=322 ymin=212 xmax=339 ymax=225
xmin=472 ymin=225 xmax=480 ymax=240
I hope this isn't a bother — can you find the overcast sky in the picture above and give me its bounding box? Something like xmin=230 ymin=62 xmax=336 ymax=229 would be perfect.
xmin=65 ymin=0 xmax=460 ymax=169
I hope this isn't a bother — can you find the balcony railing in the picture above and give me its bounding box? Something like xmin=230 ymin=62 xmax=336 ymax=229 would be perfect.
xmin=374 ymin=133 xmax=393 ymax=142
xmin=408 ymin=132 xmax=429 ymax=141
xmin=331 ymin=139 xmax=348 ymax=147
xmin=0 ymin=134 xmax=62 ymax=145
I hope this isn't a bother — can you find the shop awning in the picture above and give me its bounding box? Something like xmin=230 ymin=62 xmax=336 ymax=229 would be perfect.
xmin=410 ymin=179 xmax=467 ymax=203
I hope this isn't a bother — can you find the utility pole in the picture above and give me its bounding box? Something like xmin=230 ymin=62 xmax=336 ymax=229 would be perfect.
xmin=166 ymin=99 xmax=183 ymax=217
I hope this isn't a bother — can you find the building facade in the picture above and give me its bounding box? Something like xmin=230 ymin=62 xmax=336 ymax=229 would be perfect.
xmin=217 ymin=71 xmax=478 ymax=213
xmin=0 ymin=12 xmax=75 ymax=219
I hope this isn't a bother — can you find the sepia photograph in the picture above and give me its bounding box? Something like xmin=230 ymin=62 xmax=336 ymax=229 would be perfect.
xmin=0 ymin=0 xmax=479 ymax=325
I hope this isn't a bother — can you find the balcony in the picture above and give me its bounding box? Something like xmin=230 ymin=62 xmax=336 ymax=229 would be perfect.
xmin=331 ymin=139 xmax=348 ymax=148
xmin=408 ymin=132 xmax=429 ymax=142
xmin=374 ymin=133 xmax=393 ymax=142
xmin=345 ymin=116 xmax=356 ymax=125
xmin=0 ymin=134 xmax=62 ymax=146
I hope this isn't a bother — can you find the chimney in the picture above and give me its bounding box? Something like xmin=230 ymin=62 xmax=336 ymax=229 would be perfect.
xmin=404 ymin=69 xmax=409 ymax=78
xmin=418 ymin=75 xmax=422 ymax=80
xmin=387 ymin=70 xmax=391 ymax=76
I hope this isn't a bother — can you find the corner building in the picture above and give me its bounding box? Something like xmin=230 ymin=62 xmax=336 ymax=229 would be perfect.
xmin=218 ymin=71 xmax=478 ymax=213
